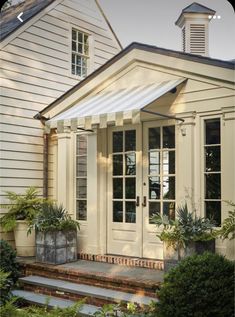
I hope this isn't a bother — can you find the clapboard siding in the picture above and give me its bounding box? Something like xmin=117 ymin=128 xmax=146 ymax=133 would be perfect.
xmin=0 ymin=0 xmax=121 ymax=220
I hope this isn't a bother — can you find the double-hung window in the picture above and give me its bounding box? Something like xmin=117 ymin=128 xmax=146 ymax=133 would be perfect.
xmin=71 ymin=29 xmax=89 ymax=78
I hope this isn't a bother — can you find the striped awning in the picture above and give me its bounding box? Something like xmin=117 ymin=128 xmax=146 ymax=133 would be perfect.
xmin=46 ymin=78 xmax=186 ymax=131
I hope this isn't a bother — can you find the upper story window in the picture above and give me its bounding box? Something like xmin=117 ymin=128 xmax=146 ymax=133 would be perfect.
xmin=204 ymin=118 xmax=221 ymax=226
xmin=71 ymin=29 xmax=89 ymax=78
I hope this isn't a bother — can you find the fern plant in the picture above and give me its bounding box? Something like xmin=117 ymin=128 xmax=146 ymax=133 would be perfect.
xmin=0 ymin=187 xmax=44 ymax=232
xmin=218 ymin=202 xmax=235 ymax=240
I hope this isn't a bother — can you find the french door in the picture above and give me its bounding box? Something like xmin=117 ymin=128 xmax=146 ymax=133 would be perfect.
xmin=107 ymin=122 xmax=176 ymax=259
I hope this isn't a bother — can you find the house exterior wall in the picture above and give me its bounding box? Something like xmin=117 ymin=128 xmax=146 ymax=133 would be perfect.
xmin=48 ymin=55 xmax=234 ymax=260
xmin=0 ymin=0 xmax=121 ymax=245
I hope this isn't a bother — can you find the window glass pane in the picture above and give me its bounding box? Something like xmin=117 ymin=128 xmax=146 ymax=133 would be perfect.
xmin=125 ymin=153 xmax=136 ymax=175
xmin=76 ymin=200 xmax=87 ymax=220
xmin=205 ymin=119 xmax=220 ymax=145
xmin=72 ymin=29 xmax=76 ymax=40
xmin=205 ymin=174 xmax=221 ymax=199
xmin=78 ymin=43 xmax=83 ymax=53
xmin=125 ymin=202 xmax=136 ymax=223
xmin=149 ymin=202 xmax=160 ymax=224
xmin=163 ymin=202 xmax=175 ymax=220
xmin=163 ymin=151 xmax=175 ymax=174
xmin=205 ymin=146 xmax=220 ymax=172
xmin=77 ymin=135 xmax=87 ymax=155
xmin=163 ymin=126 xmax=175 ymax=148
xmin=78 ymin=32 xmax=83 ymax=43
xmin=163 ymin=176 xmax=175 ymax=199
xmin=82 ymin=57 xmax=87 ymax=67
xmin=125 ymin=130 xmax=136 ymax=151
xmin=76 ymin=55 xmax=82 ymax=66
xmin=149 ymin=128 xmax=160 ymax=150
xmin=113 ymin=201 xmax=123 ymax=222
xmin=84 ymin=44 xmax=89 ymax=55
xmin=76 ymin=157 xmax=87 ymax=177
xmin=113 ymin=132 xmax=123 ymax=153
xmin=77 ymin=179 xmax=87 ymax=198
xmin=84 ymin=34 xmax=89 ymax=44
xmin=149 ymin=151 xmax=160 ymax=175
xmin=125 ymin=178 xmax=135 ymax=199
xmin=205 ymin=201 xmax=221 ymax=226
xmin=149 ymin=176 xmax=160 ymax=199
xmin=72 ymin=54 xmax=75 ymax=64
xmin=72 ymin=41 xmax=76 ymax=51
xmin=113 ymin=178 xmax=123 ymax=199
xmin=71 ymin=64 xmax=75 ymax=75
xmin=76 ymin=66 xmax=82 ymax=77
xmin=113 ymin=155 xmax=123 ymax=175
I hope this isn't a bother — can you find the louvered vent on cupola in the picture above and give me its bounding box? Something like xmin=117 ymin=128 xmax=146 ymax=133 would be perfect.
xmin=175 ymin=2 xmax=216 ymax=57
xmin=189 ymin=24 xmax=206 ymax=55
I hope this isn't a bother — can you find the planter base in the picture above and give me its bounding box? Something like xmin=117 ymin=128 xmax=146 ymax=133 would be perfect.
xmin=14 ymin=221 xmax=35 ymax=257
xmin=36 ymin=230 xmax=77 ymax=265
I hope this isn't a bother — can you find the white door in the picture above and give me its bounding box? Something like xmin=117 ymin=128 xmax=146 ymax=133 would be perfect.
xmin=107 ymin=122 xmax=176 ymax=259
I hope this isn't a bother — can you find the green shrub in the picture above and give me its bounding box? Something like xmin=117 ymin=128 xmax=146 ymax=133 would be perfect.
xmin=0 ymin=240 xmax=20 ymax=284
xmin=157 ymin=252 xmax=234 ymax=317
xmin=0 ymin=270 xmax=14 ymax=305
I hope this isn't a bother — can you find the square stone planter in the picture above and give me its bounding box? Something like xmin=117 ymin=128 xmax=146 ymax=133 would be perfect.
xmin=36 ymin=230 xmax=77 ymax=265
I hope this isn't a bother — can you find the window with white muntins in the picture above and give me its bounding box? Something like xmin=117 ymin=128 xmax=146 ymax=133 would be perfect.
xmin=71 ymin=29 xmax=89 ymax=78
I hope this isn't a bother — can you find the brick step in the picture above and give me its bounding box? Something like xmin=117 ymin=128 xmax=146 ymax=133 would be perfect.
xmin=12 ymin=290 xmax=100 ymax=316
xmin=20 ymin=261 xmax=162 ymax=297
xmin=19 ymin=276 xmax=157 ymax=307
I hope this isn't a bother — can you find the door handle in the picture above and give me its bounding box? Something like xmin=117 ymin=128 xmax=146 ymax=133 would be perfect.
xmin=142 ymin=196 xmax=147 ymax=207
xmin=136 ymin=196 xmax=140 ymax=207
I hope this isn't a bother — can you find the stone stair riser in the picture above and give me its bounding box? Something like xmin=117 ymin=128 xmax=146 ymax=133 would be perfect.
xmin=20 ymin=265 xmax=159 ymax=297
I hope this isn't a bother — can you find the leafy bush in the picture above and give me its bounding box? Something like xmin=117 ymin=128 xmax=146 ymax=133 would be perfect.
xmin=0 ymin=270 xmax=14 ymax=305
xmin=157 ymin=252 xmax=234 ymax=317
xmin=0 ymin=299 xmax=83 ymax=317
xmin=29 ymin=202 xmax=80 ymax=233
xmin=0 ymin=240 xmax=20 ymax=284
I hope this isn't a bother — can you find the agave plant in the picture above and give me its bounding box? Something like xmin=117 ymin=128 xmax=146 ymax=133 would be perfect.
xmin=151 ymin=203 xmax=216 ymax=248
xmin=28 ymin=202 xmax=80 ymax=233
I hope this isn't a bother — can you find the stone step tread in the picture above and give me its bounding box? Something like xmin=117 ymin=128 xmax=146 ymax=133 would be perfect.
xmin=12 ymin=290 xmax=99 ymax=316
xmin=19 ymin=275 xmax=157 ymax=305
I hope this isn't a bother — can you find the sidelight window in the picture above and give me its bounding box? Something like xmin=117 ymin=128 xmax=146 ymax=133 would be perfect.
xmin=204 ymin=118 xmax=221 ymax=226
xmin=76 ymin=134 xmax=87 ymax=220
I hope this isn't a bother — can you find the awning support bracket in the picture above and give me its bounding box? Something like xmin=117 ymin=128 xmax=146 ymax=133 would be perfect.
xmin=141 ymin=109 xmax=185 ymax=122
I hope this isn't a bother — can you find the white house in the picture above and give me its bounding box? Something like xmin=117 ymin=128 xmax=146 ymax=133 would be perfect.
xmin=36 ymin=3 xmax=235 ymax=260
xmin=0 ymin=0 xmax=122 ymax=245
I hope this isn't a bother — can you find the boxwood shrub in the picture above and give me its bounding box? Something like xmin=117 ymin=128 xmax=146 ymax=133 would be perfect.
xmin=157 ymin=252 xmax=234 ymax=317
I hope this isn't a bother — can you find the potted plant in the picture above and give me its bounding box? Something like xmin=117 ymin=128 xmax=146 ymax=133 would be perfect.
xmin=217 ymin=201 xmax=235 ymax=241
xmin=29 ymin=202 xmax=80 ymax=264
xmin=152 ymin=204 xmax=216 ymax=271
xmin=0 ymin=187 xmax=43 ymax=257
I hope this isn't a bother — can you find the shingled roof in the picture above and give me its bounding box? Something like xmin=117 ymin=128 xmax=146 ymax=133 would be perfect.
xmin=0 ymin=0 xmax=55 ymax=41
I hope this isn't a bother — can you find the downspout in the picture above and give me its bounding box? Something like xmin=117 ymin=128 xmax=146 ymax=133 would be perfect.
xmin=34 ymin=113 xmax=49 ymax=199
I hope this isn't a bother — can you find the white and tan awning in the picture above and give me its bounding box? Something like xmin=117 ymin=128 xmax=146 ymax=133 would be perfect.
xmin=46 ymin=78 xmax=186 ymax=132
